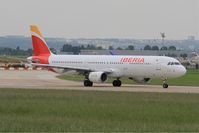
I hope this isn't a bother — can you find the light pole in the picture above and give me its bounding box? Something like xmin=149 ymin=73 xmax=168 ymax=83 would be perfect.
xmin=160 ymin=32 xmax=166 ymax=46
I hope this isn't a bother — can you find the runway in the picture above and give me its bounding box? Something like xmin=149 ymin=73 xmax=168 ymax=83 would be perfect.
xmin=0 ymin=70 xmax=199 ymax=93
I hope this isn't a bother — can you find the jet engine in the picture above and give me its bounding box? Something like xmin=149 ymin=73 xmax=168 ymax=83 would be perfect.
xmin=88 ymin=72 xmax=107 ymax=83
xmin=130 ymin=77 xmax=151 ymax=84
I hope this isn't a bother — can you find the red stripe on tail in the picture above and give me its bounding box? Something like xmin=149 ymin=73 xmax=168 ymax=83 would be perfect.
xmin=31 ymin=35 xmax=51 ymax=56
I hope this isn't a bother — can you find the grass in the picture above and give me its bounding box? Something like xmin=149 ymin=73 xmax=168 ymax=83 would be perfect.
xmin=57 ymin=69 xmax=199 ymax=86
xmin=0 ymin=56 xmax=27 ymax=63
xmin=0 ymin=89 xmax=199 ymax=132
xmin=150 ymin=69 xmax=199 ymax=86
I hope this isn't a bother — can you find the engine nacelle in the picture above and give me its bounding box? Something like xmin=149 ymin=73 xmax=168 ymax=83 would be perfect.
xmin=131 ymin=77 xmax=151 ymax=84
xmin=88 ymin=72 xmax=107 ymax=83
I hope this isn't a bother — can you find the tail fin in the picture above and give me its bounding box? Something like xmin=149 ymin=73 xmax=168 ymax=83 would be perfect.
xmin=30 ymin=25 xmax=51 ymax=56
xmin=191 ymin=52 xmax=199 ymax=58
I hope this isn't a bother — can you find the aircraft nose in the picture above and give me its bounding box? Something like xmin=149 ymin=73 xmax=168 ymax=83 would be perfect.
xmin=180 ymin=65 xmax=186 ymax=76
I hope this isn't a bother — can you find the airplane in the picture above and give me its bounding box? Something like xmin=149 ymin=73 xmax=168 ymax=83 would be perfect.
xmin=191 ymin=52 xmax=199 ymax=64
xmin=27 ymin=25 xmax=186 ymax=88
xmin=179 ymin=52 xmax=199 ymax=67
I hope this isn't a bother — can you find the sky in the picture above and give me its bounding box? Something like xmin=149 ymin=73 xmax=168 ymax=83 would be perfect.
xmin=0 ymin=0 xmax=198 ymax=39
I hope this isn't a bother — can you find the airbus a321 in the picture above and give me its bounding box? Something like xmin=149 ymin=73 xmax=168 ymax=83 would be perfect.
xmin=28 ymin=25 xmax=186 ymax=88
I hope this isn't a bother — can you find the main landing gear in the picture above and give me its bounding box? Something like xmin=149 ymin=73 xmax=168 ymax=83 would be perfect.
xmin=112 ymin=79 xmax=122 ymax=87
xmin=84 ymin=79 xmax=122 ymax=87
xmin=84 ymin=73 xmax=93 ymax=87
xmin=84 ymin=79 xmax=93 ymax=87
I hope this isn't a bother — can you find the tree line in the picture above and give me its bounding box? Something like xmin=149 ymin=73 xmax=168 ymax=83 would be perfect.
xmin=62 ymin=44 xmax=177 ymax=54
xmin=143 ymin=45 xmax=176 ymax=51
xmin=61 ymin=44 xmax=104 ymax=54
xmin=0 ymin=47 xmax=32 ymax=56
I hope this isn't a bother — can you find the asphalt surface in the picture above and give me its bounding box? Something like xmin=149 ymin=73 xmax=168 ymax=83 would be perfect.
xmin=0 ymin=70 xmax=199 ymax=93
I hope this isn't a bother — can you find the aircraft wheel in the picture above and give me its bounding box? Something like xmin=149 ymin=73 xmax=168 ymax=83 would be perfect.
xmin=84 ymin=80 xmax=93 ymax=87
xmin=112 ymin=80 xmax=122 ymax=87
xmin=163 ymin=83 xmax=168 ymax=89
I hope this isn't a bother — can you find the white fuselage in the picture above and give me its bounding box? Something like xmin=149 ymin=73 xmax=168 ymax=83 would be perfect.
xmin=28 ymin=25 xmax=187 ymax=87
xmin=48 ymin=55 xmax=186 ymax=79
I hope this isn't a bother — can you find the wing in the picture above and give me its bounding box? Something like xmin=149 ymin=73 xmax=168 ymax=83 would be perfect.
xmin=31 ymin=63 xmax=114 ymax=73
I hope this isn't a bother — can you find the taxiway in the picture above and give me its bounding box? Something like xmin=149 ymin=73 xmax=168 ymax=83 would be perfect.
xmin=0 ymin=70 xmax=199 ymax=93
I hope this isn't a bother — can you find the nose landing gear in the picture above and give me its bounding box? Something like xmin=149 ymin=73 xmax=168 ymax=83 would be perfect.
xmin=163 ymin=83 xmax=168 ymax=88
xmin=162 ymin=79 xmax=168 ymax=88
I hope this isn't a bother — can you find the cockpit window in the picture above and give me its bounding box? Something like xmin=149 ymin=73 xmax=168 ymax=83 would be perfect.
xmin=167 ymin=62 xmax=180 ymax=65
xmin=174 ymin=62 xmax=180 ymax=65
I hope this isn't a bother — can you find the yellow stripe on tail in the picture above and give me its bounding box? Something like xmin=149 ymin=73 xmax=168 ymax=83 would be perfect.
xmin=30 ymin=25 xmax=43 ymax=38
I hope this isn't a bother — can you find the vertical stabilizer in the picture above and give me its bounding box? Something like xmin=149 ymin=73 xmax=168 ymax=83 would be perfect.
xmin=30 ymin=25 xmax=51 ymax=56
